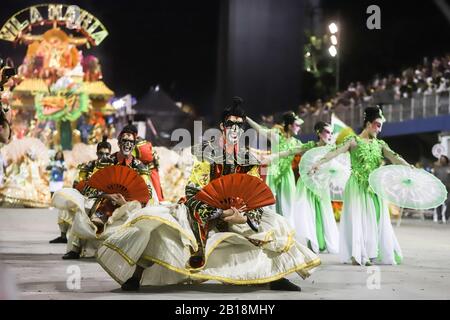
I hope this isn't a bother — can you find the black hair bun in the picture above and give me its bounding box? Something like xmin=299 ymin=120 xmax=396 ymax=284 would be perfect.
xmin=363 ymin=105 xmax=384 ymax=125
xmin=314 ymin=121 xmax=331 ymax=134
xmin=221 ymin=96 xmax=246 ymax=123
xmin=282 ymin=111 xmax=297 ymax=125
xmin=364 ymin=106 xmax=381 ymax=116
xmin=102 ymin=135 xmax=108 ymax=143
xmin=120 ymin=121 xmax=138 ymax=136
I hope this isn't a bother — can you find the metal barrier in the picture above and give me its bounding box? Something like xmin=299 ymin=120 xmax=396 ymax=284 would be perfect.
xmin=301 ymin=91 xmax=450 ymax=134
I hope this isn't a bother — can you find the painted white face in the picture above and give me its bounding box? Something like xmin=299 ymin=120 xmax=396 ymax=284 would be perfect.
xmin=97 ymin=147 xmax=111 ymax=162
xmin=290 ymin=120 xmax=302 ymax=135
xmin=223 ymin=115 xmax=244 ymax=145
xmin=319 ymin=126 xmax=333 ymax=144
xmin=368 ymin=119 xmax=383 ymax=138
xmin=119 ymin=133 xmax=135 ymax=156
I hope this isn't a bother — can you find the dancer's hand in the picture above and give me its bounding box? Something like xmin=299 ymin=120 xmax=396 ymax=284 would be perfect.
xmin=221 ymin=208 xmax=235 ymax=218
xmin=309 ymin=164 xmax=320 ymax=175
xmin=260 ymin=154 xmax=277 ymax=165
xmin=237 ymin=205 xmax=247 ymax=212
xmin=113 ymin=194 xmax=127 ymax=206
xmin=103 ymin=193 xmax=126 ymax=206
xmin=222 ymin=206 xmax=247 ymax=224
xmin=222 ymin=205 xmax=247 ymax=216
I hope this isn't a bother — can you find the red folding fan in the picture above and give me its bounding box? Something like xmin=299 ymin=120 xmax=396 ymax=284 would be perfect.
xmin=87 ymin=165 xmax=150 ymax=204
xmin=194 ymin=173 xmax=275 ymax=211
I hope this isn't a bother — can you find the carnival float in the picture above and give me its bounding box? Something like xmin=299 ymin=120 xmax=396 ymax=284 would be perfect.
xmin=0 ymin=4 xmax=193 ymax=207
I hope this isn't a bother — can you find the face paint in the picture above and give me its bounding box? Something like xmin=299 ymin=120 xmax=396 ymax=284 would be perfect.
xmin=291 ymin=121 xmax=302 ymax=135
xmin=223 ymin=117 xmax=244 ymax=145
xmin=119 ymin=137 xmax=135 ymax=155
xmin=319 ymin=126 xmax=333 ymax=144
xmin=369 ymin=119 xmax=383 ymax=138
xmin=97 ymin=148 xmax=111 ymax=162
xmin=224 ymin=120 xmax=244 ymax=129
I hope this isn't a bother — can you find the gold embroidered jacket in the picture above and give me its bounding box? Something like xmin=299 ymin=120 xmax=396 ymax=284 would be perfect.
xmin=185 ymin=140 xmax=264 ymax=251
xmin=81 ymin=152 xmax=154 ymax=204
xmin=72 ymin=159 xmax=112 ymax=191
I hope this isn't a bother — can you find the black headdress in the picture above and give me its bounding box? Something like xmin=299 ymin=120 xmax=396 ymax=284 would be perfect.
xmin=97 ymin=135 xmax=111 ymax=151
xmin=222 ymin=96 xmax=246 ymax=123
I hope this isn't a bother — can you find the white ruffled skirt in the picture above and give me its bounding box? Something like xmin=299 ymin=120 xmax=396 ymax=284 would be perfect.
xmin=97 ymin=204 xmax=321 ymax=286
xmin=340 ymin=176 xmax=403 ymax=265
xmin=294 ymin=180 xmax=339 ymax=254
xmin=52 ymin=188 xmax=140 ymax=257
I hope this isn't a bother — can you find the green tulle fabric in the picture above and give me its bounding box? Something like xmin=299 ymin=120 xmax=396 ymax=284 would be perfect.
xmin=267 ymin=128 xmax=303 ymax=188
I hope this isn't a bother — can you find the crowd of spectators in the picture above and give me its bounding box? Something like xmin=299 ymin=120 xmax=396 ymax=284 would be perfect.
xmin=260 ymin=55 xmax=450 ymax=128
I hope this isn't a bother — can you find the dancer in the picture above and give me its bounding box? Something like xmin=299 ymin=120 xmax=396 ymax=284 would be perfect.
xmin=0 ymin=149 xmax=49 ymax=207
xmin=72 ymin=135 xmax=112 ymax=190
xmin=133 ymin=135 xmax=164 ymax=202
xmin=293 ymin=121 xmax=339 ymax=254
xmin=49 ymin=137 xmax=112 ymax=244
xmin=433 ymin=155 xmax=450 ymax=224
xmin=256 ymin=121 xmax=339 ymax=253
xmin=96 ymin=97 xmax=320 ymax=291
xmin=310 ymin=106 xmax=410 ymax=265
xmin=46 ymin=151 xmax=66 ymax=198
xmin=54 ymin=123 xmax=156 ymax=259
xmin=0 ymin=65 xmax=17 ymax=144
xmin=82 ymin=123 xmax=158 ymax=208
xmin=246 ymin=112 xmax=303 ymax=222
xmin=0 ymin=93 xmax=12 ymax=144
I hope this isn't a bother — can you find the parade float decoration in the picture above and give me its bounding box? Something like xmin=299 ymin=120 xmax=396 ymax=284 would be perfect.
xmin=0 ymin=4 xmax=196 ymax=208
xmin=0 ymin=4 xmax=116 ymax=207
xmin=0 ymin=4 xmax=114 ymax=150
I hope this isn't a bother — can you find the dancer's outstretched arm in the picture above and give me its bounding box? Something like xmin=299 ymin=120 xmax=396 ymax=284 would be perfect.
xmin=309 ymin=137 xmax=356 ymax=174
xmin=381 ymin=142 xmax=411 ymax=166
xmin=260 ymin=144 xmax=309 ymax=165
xmin=246 ymin=117 xmax=277 ymax=142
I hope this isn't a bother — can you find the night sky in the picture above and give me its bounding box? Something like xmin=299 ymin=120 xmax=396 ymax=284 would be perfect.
xmin=1 ymin=0 xmax=449 ymax=118
xmin=321 ymin=0 xmax=450 ymax=86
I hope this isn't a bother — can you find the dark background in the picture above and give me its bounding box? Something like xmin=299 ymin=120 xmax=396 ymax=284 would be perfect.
xmin=321 ymin=0 xmax=450 ymax=87
xmin=1 ymin=0 xmax=449 ymax=120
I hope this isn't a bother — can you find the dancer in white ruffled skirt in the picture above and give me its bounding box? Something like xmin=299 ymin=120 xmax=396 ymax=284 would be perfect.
xmin=97 ymin=97 xmax=320 ymax=291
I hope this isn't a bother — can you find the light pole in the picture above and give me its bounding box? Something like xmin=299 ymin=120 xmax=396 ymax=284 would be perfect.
xmin=328 ymin=22 xmax=339 ymax=93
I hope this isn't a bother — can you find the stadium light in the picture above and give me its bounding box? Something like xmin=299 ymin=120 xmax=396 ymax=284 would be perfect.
xmin=328 ymin=21 xmax=340 ymax=92
xmin=328 ymin=45 xmax=337 ymax=57
xmin=329 ymin=22 xmax=338 ymax=34
xmin=330 ymin=35 xmax=338 ymax=45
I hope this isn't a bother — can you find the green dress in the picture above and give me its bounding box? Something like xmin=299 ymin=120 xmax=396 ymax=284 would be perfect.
xmin=295 ymin=142 xmax=339 ymax=254
xmin=266 ymin=128 xmax=302 ymax=224
xmin=339 ymin=135 xmax=402 ymax=265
